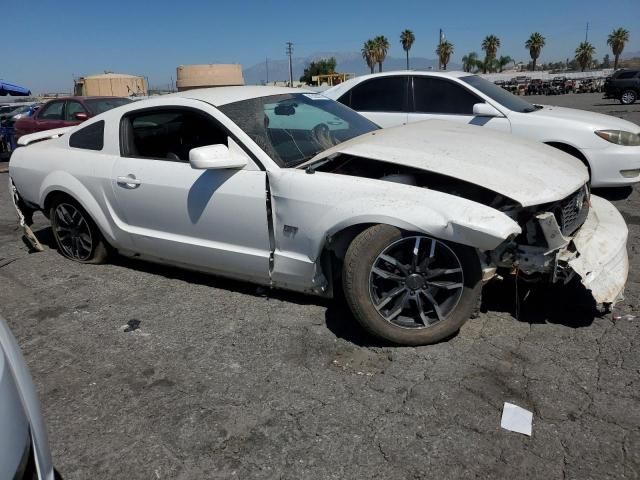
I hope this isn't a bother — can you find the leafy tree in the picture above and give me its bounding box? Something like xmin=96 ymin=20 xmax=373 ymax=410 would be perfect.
xmin=497 ymin=55 xmax=513 ymax=72
xmin=373 ymin=35 xmax=390 ymax=72
xmin=525 ymin=32 xmax=546 ymax=71
xmin=602 ymin=54 xmax=611 ymax=69
xmin=400 ymin=29 xmax=415 ymax=69
xmin=462 ymin=52 xmax=478 ymax=72
xmin=575 ymin=41 xmax=596 ymax=71
xmin=299 ymin=57 xmax=337 ymax=84
xmin=361 ymin=40 xmax=377 ymax=74
xmin=436 ymin=41 xmax=454 ymax=70
xmin=481 ymin=34 xmax=501 ymax=59
xmin=607 ymin=27 xmax=630 ymax=70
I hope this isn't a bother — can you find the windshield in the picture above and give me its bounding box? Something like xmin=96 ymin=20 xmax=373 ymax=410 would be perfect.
xmin=218 ymin=93 xmax=379 ymax=167
xmin=460 ymin=75 xmax=537 ymax=113
xmin=85 ymin=97 xmax=132 ymax=115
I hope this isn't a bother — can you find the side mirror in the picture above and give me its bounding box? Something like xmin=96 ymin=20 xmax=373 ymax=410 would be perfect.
xmin=189 ymin=144 xmax=247 ymax=170
xmin=74 ymin=112 xmax=89 ymax=121
xmin=472 ymin=103 xmax=502 ymax=117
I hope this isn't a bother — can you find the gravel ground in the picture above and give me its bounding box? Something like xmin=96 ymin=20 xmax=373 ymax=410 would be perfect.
xmin=1 ymin=92 xmax=639 ymax=479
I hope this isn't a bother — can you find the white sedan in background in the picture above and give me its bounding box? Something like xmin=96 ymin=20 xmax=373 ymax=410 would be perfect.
xmin=324 ymin=71 xmax=640 ymax=187
xmin=9 ymin=87 xmax=628 ymax=345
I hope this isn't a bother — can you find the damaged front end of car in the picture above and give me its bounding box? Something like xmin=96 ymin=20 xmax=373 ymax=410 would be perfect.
xmin=487 ymin=184 xmax=628 ymax=306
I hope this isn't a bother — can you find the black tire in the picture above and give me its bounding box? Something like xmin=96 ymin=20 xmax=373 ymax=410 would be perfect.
xmin=49 ymin=196 xmax=108 ymax=264
xmin=620 ymin=90 xmax=637 ymax=105
xmin=342 ymin=225 xmax=482 ymax=346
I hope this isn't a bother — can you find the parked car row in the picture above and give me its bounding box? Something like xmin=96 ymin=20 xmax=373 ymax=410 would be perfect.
xmin=9 ymin=81 xmax=632 ymax=346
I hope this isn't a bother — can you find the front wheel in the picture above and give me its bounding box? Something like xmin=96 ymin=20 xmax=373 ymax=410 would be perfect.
xmin=342 ymin=225 xmax=482 ymax=345
xmin=50 ymin=197 xmax=108 ymax=264
xmin=620 ymin=90 xmax=637 ymax=105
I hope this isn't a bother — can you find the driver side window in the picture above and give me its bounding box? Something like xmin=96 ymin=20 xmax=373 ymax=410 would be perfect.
xmin=120 ymin=108 xmax=228 ymax=162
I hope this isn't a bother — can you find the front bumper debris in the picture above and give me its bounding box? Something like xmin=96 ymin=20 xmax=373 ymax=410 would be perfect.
xmin=9 ymin=177 xmax=43 ymax=252
xmin=565 ymin=195 xmax=628 ymax=304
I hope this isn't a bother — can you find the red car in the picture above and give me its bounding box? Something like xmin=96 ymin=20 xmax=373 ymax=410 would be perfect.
xmin=14 ymin=96 xmax=132 ymax=139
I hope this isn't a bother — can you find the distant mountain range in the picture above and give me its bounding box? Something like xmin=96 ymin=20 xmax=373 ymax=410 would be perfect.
xmin=242 ymin=51 xmax=461 ymax=84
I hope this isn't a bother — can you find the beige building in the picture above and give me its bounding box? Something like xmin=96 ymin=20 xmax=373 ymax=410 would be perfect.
xmin=74 ymin=73 xmax=147 ymax=97
xmin=176 ymin=64 xmax=244 ymax=91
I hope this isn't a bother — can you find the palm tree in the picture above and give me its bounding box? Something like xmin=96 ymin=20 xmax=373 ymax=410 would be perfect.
xmin=436 ymin=41 xmax=454 ymax=70
xmin=481 ymin=34 xmax=501 ymax=60
xmin=497 ymin=55 xmax=513 ymax=72
xmin=575 ymin=41 xmax=596 ymax=71
xmin=373 ymin=35 xmax=390 ymax=72
xmin=361 ymin=40 xmax=377 ymax=74
xmin=462 ymin=52 xmax=478 ymax=72
xmin=525 ymin=32 xmax=546 ymax=71
xmin=400 ymin=30 xmax=415 ymax=69
xmin=607 ymin=27 xmax=630 ymax=70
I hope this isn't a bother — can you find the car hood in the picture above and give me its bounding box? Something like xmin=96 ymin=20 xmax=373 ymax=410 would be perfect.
xmin=307 ymin=120 xmax=588 ymax=207
xmin=531 ymin=105 xmax=640 ymax=132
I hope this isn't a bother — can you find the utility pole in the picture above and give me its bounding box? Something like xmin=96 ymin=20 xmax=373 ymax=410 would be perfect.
xmin=438 ymin=29 xmax=443 ymax=71
xmin=286 ymin=42 xmax=294 ymax=87
xmin=265 ymin=57 xmax=269 ymax=85
xmin=585 ymin=22 xmax=589 ymax=42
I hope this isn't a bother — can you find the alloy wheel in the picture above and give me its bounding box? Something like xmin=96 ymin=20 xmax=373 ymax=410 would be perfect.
xmin=369 ymin=236 xmax=464 ymax=329
xmin=53 ymin=203 xmax=93 ymax=261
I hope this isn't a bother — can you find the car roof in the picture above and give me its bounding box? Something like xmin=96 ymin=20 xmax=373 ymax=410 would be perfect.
xmin=166 ymin=86 xmax=313 ymax=107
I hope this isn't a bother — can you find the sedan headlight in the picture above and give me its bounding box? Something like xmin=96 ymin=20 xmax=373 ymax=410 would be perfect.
xmin=594 ymin=130 xmax=640 ymax=146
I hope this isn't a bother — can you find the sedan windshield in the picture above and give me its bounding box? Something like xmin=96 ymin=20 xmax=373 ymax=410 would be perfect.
xmin=219 ymin=93 xmax=379 ymax=167
xmin=460 ymin=75 xmax=537 ymax=113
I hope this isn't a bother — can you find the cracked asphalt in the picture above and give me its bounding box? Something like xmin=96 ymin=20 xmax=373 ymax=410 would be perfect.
xmin=1 ymin=92 xmax=639 ymax=479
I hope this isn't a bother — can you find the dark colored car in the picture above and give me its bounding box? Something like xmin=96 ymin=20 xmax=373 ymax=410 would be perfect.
xmin=604 ymin=70 xmax=640 ymax=105
xmin=14 ymin=96 xmax=132 ymax=138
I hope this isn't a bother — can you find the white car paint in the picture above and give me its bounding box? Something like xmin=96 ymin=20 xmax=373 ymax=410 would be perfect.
xmin=324 ymin=71 xmax=640 ymax=187
xmin=9 ymin=86 xmax=627 ymax=311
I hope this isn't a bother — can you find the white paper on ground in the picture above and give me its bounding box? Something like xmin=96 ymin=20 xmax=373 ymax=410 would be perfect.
xmin=500 ymin=402 xmax=533 ymax=436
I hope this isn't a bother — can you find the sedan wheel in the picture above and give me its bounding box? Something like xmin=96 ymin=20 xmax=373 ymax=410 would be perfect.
xmin=50 ymin=198 xmax=108 ymax=264
xmin=343 ymin=225 xmax=482 ymax=345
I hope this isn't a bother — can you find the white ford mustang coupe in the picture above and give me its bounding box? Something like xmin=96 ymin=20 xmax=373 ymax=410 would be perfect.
xmin=323 ymin=71 xmax=640 ymax=187
xmin=9 ymin=87 xmax=628 ymax=345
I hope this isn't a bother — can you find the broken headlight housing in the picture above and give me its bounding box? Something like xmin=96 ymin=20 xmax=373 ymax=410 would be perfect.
xmin=594 ymin=130 xmax=640 ymax=146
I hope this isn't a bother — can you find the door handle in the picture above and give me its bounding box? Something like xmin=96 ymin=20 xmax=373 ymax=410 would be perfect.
xmin=116 ymin=175 xmax=142 ymax=188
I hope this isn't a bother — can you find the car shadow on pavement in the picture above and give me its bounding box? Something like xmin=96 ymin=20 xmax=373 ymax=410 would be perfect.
xmin=481 ymin=278 xmax=598 ymax=328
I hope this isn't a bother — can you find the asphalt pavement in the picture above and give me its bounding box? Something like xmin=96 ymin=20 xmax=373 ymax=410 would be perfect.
xmin=0 ymin=92 xmax=639 ymax=479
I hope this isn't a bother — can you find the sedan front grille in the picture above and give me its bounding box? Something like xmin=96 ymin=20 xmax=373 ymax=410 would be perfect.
xmin=554 ymin=186 xmax=590 ymax=236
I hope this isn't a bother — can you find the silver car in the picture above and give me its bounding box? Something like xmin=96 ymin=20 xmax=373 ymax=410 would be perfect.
xmin=0 ymin=316 xmax=56 ymax=479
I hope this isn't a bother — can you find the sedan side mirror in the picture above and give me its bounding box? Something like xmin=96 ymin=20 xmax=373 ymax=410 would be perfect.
xmin=473 ymin=103 xmax=502 ymax=117
xmin=189 ymin=144 xmax=247 ymax=170
xmin=74 ymin=112 xmax=89 ymax=121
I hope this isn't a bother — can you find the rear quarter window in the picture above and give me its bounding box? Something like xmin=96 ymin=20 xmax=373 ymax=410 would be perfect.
xmin=69 ymin=121 xmax=105 ymax=150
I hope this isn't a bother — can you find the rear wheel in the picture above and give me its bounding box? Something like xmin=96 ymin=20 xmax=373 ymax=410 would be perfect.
xmin=50 ymin=198 xmax=108 ymax=264
xmin=342 ymin=225 xmax=482 ymax=345
xmin=620 ymin=90 xmax=637 ymax=105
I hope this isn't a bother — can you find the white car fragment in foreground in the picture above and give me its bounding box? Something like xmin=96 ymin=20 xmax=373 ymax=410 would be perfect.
xmin=9 ymin=87 xmax=628 ymax=345
xmin=324 ymin=71 xmax=640 ymax=187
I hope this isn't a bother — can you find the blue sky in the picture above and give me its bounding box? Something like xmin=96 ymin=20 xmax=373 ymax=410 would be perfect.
xmin=4 ymin=0 xmax=639 ymax=93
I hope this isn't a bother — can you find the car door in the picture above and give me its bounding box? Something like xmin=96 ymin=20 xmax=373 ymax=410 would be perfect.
xmin=63 ymin=100 xmax=88 ymax=127
xmin=32 ymin=100 xmax=66 ymax=132
xmin=338 ymin=76 xmax=409 ymax=127
xmin=408 ymin=76 xmax=511 ymax=132
xmin=110 ymin=106 xmax=271 ymax=284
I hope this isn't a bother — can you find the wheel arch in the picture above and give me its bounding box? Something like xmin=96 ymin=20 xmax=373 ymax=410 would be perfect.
xmin=40 ymin=173 xmax=117 ymax=245
xmin=544 ymin=141 xmax=591 ymax=176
